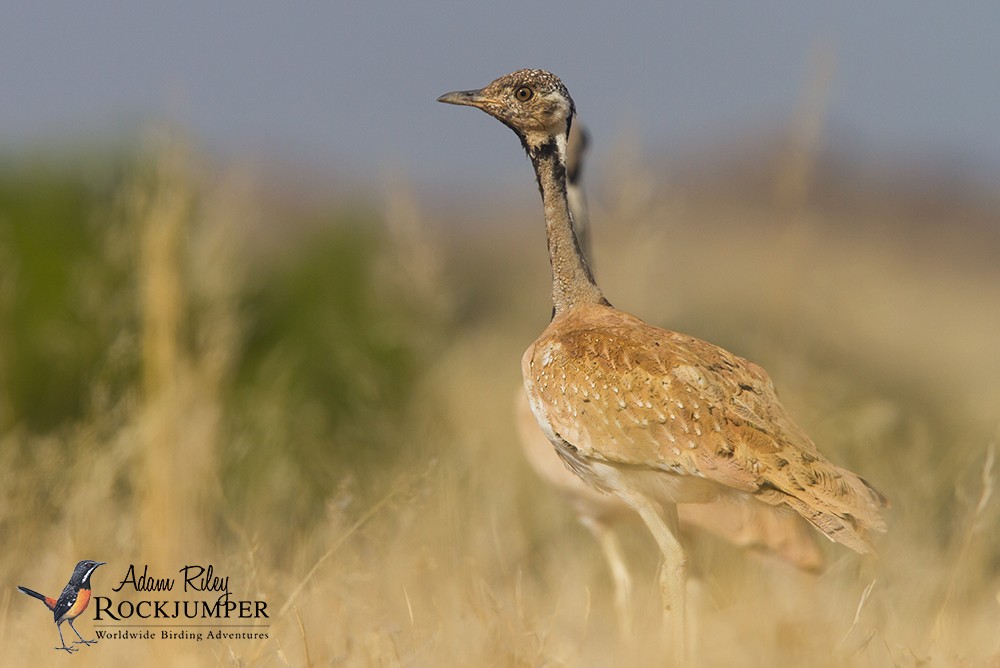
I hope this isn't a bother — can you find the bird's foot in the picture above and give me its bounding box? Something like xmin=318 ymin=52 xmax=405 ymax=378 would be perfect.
xmin=73 ymin=639 xmax=98 ymax=646
xmin=55 ymin=645 xmax=78 ymax=653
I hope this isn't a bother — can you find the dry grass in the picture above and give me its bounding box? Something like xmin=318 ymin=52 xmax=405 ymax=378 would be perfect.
xmin=0 ymin=125 xmax=998 ymax=667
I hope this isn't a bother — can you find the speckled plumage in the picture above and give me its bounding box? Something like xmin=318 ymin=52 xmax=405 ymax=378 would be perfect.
xmin=523 ymin=303 xmax=887 ymax=554
xmin=516 ymin=388 xmax=827 ymax=570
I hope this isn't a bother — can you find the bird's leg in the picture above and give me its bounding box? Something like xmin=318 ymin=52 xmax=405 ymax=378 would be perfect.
xmin=55 ymin=624 xmax=78 ymax=653
xmin=69 ymin=619 xmax=98 ymax=645
xmin=579 ymin=515 xmax=633 ymax=639
xmin=617 ymin=490 xmax=688 ymax=665
xmin=658 ymin=504 xmax=688 ymax=663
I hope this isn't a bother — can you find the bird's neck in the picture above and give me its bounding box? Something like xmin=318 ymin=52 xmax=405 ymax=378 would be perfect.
xmin=528 ymin=134 xmax=606 ymax=316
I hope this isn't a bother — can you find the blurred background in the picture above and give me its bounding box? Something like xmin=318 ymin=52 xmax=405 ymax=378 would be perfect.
xmin=1 ymin=3 xmax=998 ymax=666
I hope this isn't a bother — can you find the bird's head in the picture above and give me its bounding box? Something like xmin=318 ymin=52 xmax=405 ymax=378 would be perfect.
xmin=72 ymin=560 xmax=106 ymax=586
xmin=438 ymin=69 xmax=575 ymax=158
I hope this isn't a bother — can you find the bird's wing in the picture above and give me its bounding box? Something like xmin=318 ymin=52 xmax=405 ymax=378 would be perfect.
xmin=51 ymin=582 xmax=79 ymax=622
xmin=523 ymin=304 xmax=887 ymax=553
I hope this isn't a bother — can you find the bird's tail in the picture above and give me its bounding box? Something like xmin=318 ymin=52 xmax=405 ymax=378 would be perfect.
xmin=17 ymin=585 xmax=47 ymax=602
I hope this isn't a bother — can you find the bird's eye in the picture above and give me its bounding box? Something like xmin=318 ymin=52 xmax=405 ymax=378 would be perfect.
xmin=514 ymin=86 xmax=533 ymax=102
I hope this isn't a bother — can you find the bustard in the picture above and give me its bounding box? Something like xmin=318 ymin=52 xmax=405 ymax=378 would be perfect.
xmin=440 ymin=69 xmax=887 ymax=662
xmin=515 ymin=119 xmax=826 ymax=638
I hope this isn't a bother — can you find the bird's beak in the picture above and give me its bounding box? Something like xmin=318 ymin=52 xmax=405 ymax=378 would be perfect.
xmin=96 ymin=562 xmax=107 ymax=566
xmin=437 ymin=88 xmax=493 ymax=109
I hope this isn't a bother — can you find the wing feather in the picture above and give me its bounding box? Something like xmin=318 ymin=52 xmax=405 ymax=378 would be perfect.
xmin=523 ymin=304 xmax=887 ymax=553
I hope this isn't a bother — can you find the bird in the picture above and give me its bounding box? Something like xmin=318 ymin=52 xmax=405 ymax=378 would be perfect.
xmin=18 ymin=560 xmax=106 ymax=653
xmin=440 ymin=69 xmax=887 ymax=662
xmin=513 ymin=119 xmax=825 ymax=638
xmin=562 ymin=120 xmax=593 ymax=257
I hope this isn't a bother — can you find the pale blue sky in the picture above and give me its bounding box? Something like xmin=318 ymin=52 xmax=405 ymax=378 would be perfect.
xmin=2 ymin=2 xmax=998 ymax=189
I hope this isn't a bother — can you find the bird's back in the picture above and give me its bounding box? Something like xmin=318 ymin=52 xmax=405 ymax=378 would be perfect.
xmin=522 ymin=302 xmax=887 ymax=554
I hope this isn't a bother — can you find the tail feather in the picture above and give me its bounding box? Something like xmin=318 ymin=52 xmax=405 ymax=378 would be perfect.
xmin=770 ymin=492 xmax=880 ymax=555
xmin=17 ymin=585 xmax=45 ymax=600
xmin=18 ymin=586 xmax=56 ymax=609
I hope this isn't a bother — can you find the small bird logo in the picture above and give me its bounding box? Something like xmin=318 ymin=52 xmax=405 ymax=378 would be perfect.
xmin=18 ymin=560 xmax=105 ymax=653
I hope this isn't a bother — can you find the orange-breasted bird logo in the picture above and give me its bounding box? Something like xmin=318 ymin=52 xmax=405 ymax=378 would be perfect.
xmin=18 ymin=560 xmax=105 ymax=653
